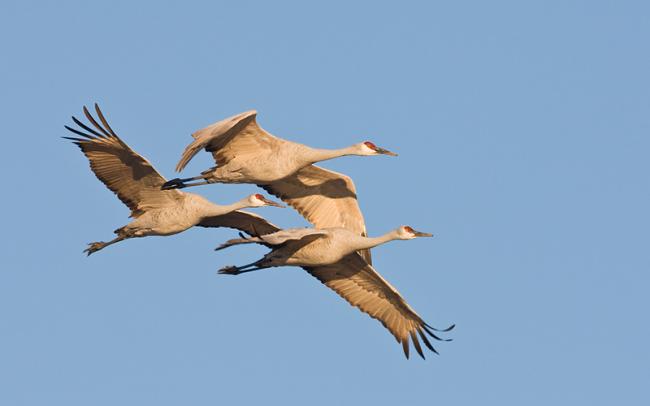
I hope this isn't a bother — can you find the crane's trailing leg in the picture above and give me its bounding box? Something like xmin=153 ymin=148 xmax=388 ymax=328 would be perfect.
xmin=84 ymin=236 xmax=126 ymax=256
xmin=161 ymin=175 xmax=211 ymax=190
xmin=215 ymin=233 xmax=262 ymax=251
xmin=218 ymin=259 xmax=268 ymax=275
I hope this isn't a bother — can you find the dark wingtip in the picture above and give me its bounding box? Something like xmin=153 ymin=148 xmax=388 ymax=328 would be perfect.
xmin=417 ymin=328 xmax=436 ymax=353
xmin=410 ymin=331 xmax=425 ymax=359
xmin=71 ymin=115 xmax=103 ymax=137
xmin=94 ymin=102 xmax=118 ymax=137
xmin=422 ymin=325 xmax=444 ymax=341
xmin=82 ymin=104 xmax=112 ymax=137
xmin=422 ymin=324 xmax=453 ymax=342
xmin=425 ymin=322 xmax=455 ymax=332
xmin=64 ymin=125 xmax=96 ymax=139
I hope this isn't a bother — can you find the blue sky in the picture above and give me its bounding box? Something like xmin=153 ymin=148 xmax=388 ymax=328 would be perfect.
xmin=1 ymin=1 xmax=649 ymax=404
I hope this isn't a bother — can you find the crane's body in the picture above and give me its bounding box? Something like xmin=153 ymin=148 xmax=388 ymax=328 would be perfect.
xmin=268 ymin=227 xmax=369 ymax=266
xmin=115 ymin=193 xmax=271 ymax=237
xmin=63 ymin=105 xmax=453 ymax=360
xmin=64 ymin=105 xmax=282 ymax=255
xmin=166 ymin=110 xmax=396 ymax=188
xmin=163 ymin=110 xmax=397 ymax=265
xmin=215 ymin=225 xmax=452 ymax=359
xmin=218 ymin=225 xmax=432 ymax=270
xmin=201 ymin=142 xmax=322 ymax=184
xmin=221 ymin=227 xmax=420 ymax=268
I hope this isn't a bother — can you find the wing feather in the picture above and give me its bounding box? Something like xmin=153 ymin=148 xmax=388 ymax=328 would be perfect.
xmin=65 ymin=104 xmax=183 ymax=217
xmin=174 ymin=111 xmax=371 ymax=263
xmin=303 ymin=253 xmax=453 ymax=359
xmin=262 ymin=165 xmax=372 ymax=264
xmin=215 ymin=228 xmax=328 ymax=252
xmin=197 ymin=210 xmax=280 ymax=237
xmin=175 ymin=110 xmax=279 ymax=171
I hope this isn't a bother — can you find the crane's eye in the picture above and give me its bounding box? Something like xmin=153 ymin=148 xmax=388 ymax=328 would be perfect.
xmin=404 ymin=226 xmax=415 ymax=234
xmin=255 ymin=194 xmax=264 ymax=200
xmin=364 ymin=141 xmax=377 ymax=150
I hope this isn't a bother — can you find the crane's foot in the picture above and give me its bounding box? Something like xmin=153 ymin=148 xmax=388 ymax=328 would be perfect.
xmin=218 ymin=262 xmax=268 ymax=275
xmin=161 ymin=178 xmax=186 ymax=190
xmin=84 ymin=242 xmax=106 ymax=256
xmin=218 ymin=266 xmax=243 ymax=275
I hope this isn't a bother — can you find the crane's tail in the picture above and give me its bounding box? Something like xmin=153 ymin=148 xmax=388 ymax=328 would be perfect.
xmin=215 ymin=232 xmax=263 ymax=251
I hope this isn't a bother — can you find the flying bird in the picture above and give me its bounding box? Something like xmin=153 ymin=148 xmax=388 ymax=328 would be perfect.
xmin=215 ymin=225 xmax=453 ymax=359
xmin=162 ymin=110 xmax=397 ymax=264
xmin=64 ymin=104 xmax=282 ymax=255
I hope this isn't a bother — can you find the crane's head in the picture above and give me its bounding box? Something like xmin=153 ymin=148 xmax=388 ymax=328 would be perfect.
xmin=358 ymin=141 xmax=398 ymax=156
xmin=248 ymin=194 xmax=285 ymax=208
xmin=397 ymin=225 xmax=433 ymax=240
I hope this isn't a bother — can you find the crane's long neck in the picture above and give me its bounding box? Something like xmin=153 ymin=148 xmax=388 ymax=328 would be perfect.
xmin=302 ymin=145 xmax=360 ymax=164
xmin=202 ymin=197 xmax=251 ymax=218
xmin=352 ymin=230 xmax=400 ymax=251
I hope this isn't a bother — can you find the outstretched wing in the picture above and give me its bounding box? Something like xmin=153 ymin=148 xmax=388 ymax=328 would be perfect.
xmin=259 ymin=228 xmax=328 ymax=245
xmin=175 ymin=110 xmax=280 ymax=171
xmin=198 ymin=210 xmax=280 ymax=237
xmin=262 ymin=165 xmax=372 ymax=264
xmin=303 ymin=253 xmax=453 ymax=359
xmin=64 ymin=104 xmax=183 ymax=217
xmin=215 ymin=227 xmax=328 ymax=252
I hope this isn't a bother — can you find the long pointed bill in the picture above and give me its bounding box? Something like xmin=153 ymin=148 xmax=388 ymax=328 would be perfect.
xmin=261 ymin=197 xmax=285 ymax=208
xmin=413 ymin=230 xmax=433 ymax=237
xmin=376 ymin=146 xmax=398 ymax=156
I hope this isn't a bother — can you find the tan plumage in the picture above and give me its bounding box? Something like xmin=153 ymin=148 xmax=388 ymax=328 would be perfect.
xmin=168 ymin=110 xmax=398 ymax=265
xmin=65 ymin=105 xmax=184 ymax=218
xmin=305 ymin=253 xmax=452 ymax=359
xmin=260 ymin=165 xmax=372 ymax=264
xmin=175 ymin=110 xmax=266 ymax=173
xmin=64 ymin=104 xmax=282 ymax=255
xmin=197 ymin=210 xmax=280 ymax=236
xmin=216 ymin=226 xmax=453 ymax=359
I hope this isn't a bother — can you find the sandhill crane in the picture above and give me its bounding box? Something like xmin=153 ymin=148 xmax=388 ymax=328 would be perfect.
xmin=64 ymin=104 xmax=282 ymax=255
xmin=162 ymin=110 xmax=396 ymax=264
xmin=215 ymin=226 xmax=454 ymax=359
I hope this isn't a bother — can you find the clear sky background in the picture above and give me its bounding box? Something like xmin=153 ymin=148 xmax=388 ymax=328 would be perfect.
xmin=1 ymin=1 xmax=648 ymax=405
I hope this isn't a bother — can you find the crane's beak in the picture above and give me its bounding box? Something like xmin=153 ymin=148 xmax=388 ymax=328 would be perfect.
xmin=413 ymin=230 xmax=433 ymax=237
xmin=261 ymin=197 xmax=285 ymax=208
xmin=376 ymin=146 xmax=398 ymax=156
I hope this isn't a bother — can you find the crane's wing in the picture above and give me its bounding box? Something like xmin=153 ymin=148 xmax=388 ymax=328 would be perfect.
xmin=303 ymin=253 xmax=454 ymax=359
xmin=259 ymin=228 xmax=328 ymax=245
xmin=64 ymin=104 xmax=184 ymax=218
xmin=175 ymin=110 xmax=280 ymax=171
xmin=261 ymin=165 xmax=372 ymax=264
xmin=216 ymin=227 xmax=328 ymax=252
xmin=197 ymin=210 xmax=280 ymax=237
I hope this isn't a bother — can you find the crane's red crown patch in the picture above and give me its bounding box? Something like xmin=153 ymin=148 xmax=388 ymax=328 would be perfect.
xmin=364 ymin=141 xmax=377 ymax=150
